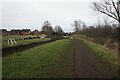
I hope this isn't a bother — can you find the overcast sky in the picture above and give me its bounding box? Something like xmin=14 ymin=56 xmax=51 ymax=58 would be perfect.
xmin=1 ymin=0 xmax=105 ymax=32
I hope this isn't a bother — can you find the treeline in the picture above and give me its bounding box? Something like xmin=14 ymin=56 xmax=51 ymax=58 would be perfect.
xmin=42 ymin=21 xmax=64 ymax=37
xmin=72 ymin=18 xmax=119 ymax=41
xmin=41 ymin=21 xmax=66 ymax=40
xmin=72 ymin=19 xmax=119 ymax=51
xmin=80 ymin=23 xmax=119 ymax=42
xmin=79 ymin=0 xmax=120 ymax=51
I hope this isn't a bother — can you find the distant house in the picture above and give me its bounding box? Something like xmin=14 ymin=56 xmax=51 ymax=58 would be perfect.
xmin=10 ymin=29 xmax=21 ymax=35
xmin=0 ymin=29 xmax=48 ymax=37
xmin=0 ymin=29 xmax=8 ymax=35
xmin=41 ymin=31 xmax=46 ymax=34
xmin=20 ymin=29 xmax=31 ymax=35
xmin=40 ymin=31 xmax=47 ymax=38
xmin=40 ymin=34 xmax=47 ymax=38
xmin=31 ymin=30 xmax=40 ymax=36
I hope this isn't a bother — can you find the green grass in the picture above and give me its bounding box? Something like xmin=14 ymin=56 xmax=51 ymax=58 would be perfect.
xmin=2 ymin=35 xmax=38 ymax=41
xmin=2 ymin=35 xmax=24 ymax=43
xmin=76 ymin=37 xmax=118 ymax=69
xmin=2 ymin=38 xmax=49 ymax=48
xmin=1 ymin=35 xmax=43 ymax=47
xmin=0 ymin=57 xmax=2 ymax=79
xmin=63 ymin=36 xmax=70 ymax=39
xmin=3 ymin=39 xmax=73 ymax=78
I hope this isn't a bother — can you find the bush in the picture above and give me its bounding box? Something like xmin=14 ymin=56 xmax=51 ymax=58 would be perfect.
xmin=24 ymin=37 xmax=32 ymax=40
xmin=104 ymin=38 xmax=116 ymax=50
xmin=51 ymin=36 xmax=64 ymax=41
xmin=88 ymin=38 xmax=105 ymax=45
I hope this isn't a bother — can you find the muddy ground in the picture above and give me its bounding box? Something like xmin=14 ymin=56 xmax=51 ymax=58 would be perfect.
xmin=73 ymin=38 xmax=118 ymax=78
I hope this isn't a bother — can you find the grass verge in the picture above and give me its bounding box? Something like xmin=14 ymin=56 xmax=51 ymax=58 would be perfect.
xmin=2 ymin=38 xmax=49 ymax=48
xmin=2 ymin=39 xmax=73 ymax=78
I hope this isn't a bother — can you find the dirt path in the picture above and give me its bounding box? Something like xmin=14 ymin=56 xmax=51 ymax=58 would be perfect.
xmin=73 ymin=38 xmax=118 ymax=78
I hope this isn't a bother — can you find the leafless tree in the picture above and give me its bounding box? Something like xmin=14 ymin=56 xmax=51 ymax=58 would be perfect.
xmin=42 ymin=21 xmax=53 ymax=37
xmin=54 ymin=25 xmax=64 ymax=35
xmin=92 ymin=0 xmax=120 ymax=24
xmin=82 ymin=22 xmax=87 ymax=30
xmin=72 ymin=20 xmax=83 ymax=34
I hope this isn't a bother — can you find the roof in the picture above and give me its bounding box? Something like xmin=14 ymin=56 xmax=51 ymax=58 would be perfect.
xmin=0 ymin=29 xmax=7 ymax=31
xmin=21 ymin=29 xmax=31 ymax=32
xmin=41 ymin=31 xmax=46 ymax=34
xmin=32 ymin=30 xmax=39 ymax=32
xmin=11 ymin=29 xmax=21 ymax=32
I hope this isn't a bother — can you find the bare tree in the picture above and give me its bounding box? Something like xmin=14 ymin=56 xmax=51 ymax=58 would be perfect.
xmin=82 ymin=22 xmax=87 ymax=30
xmin=72 ymin=20 xmax=83 ymax=34
xmin=42 ymin=21 xmax=53 ymax=37
xmin=54 ymin=25 xmax=64 ymax=36
xmin=92 ymin=0 xmax=120 ymax=24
